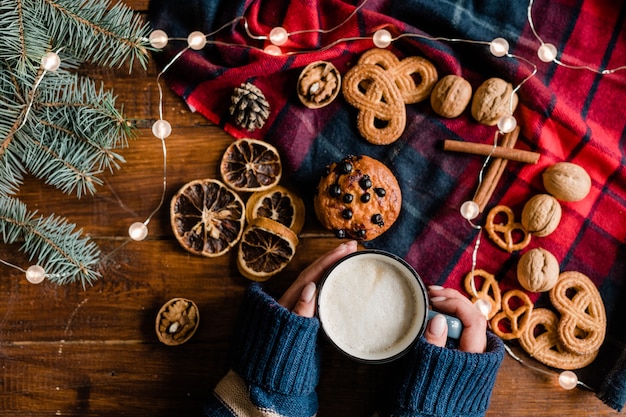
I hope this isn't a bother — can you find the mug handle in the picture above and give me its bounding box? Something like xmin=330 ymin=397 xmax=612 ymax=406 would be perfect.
xmin=427 ymin=310 xmax=463 ymax=339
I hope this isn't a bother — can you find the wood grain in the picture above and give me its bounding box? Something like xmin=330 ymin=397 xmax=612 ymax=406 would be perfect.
xmin=0 ymin=3 xmax=620 ymax=416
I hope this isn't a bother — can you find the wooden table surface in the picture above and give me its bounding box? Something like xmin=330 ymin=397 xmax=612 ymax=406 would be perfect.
xmin=0 ymin=2 xmax=621 ymax=416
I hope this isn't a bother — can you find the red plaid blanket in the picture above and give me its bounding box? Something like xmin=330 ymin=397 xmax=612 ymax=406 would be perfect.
xmin=149 ymin=0 xmax=626 ymax=410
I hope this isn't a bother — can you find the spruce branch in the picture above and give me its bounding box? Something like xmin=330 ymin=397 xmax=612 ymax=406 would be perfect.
xmin=0 ymin=195 xmax=101 ymax=287
xmin=0 ymin=0 xmax=150 ymax=72
xmin=0 ymin=0 xmax=150 ymax=285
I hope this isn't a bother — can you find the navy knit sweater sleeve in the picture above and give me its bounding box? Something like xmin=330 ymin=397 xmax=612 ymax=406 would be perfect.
xmin=203 ymin=284 xmax=504 ymax=417
xmin=202 ymin=283 xmax=320 ymax=417
xmin=379 ymin=333 xmax=505 ymax=417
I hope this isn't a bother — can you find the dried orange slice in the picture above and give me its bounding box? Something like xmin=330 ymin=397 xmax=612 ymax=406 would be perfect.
xmin=220 ymin=138 xmax=282 ymax=192
xmin=170 ymin=179 xmax=245 ymax=257
xmin=246 ymin=185 xmax=306 ymax=235
xmin=237 ymin=217 xmax=299 ymax=281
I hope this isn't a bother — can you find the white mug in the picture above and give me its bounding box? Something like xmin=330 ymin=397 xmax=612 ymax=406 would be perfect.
xmin=317 ymin=249 xmax=462 ymax=363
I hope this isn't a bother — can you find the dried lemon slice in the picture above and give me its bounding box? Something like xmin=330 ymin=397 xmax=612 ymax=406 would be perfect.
xmin=246 ymin=185 xmax=305 ymax=235
xmin=170 ymin=179 xmax=245 ymax=257
xmin=237 ymin=217 xmax=299 ymax=281
xmin=220 ymin=138 xmax=282 ymax=192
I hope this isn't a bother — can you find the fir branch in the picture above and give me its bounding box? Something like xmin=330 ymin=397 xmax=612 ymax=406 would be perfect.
xmin=0 ymin=195 xmax=101 ymax=287
xmin=3 ymin=70 xmax=133 ymax=198
xmin=41 ymin=0 xmax=150 ymax=69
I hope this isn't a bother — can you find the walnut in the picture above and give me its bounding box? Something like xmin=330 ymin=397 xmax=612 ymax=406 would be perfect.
xmin=470 ymin=77 xmax=518 ymax=125
xmin=542 ymin=162 xmax=591 ymax=202
xmin=297 ymin=61 xmax=341 ymax=109
xmin=155 ymin=298 xmax=199 ymax=346
xmin=517 ymin=247 xmax=560 ymax=292
xmin=521 ymin=194 xmax=562 ymax=237
xmin=430 ymin=74 xmax=472 ymax=118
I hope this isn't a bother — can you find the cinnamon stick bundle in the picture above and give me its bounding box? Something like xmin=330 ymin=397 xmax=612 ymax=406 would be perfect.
xmin=472 ymin=127 xmax=520 ymax=212
xmin=443 ymin=140 xmax=540 ymax=164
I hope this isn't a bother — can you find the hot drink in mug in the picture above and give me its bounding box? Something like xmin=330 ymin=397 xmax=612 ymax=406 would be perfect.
xmin=317 ymin=250 xmax=461 ymax=363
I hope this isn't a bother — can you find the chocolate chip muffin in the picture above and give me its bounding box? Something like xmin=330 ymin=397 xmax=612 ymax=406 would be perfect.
xmin=314 ymin=155 xmax=402 ymax=241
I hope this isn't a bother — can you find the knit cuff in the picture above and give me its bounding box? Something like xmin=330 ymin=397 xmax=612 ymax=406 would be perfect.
xmin=383 ymin=332 xmax=505 ymax=417
xmin=230 ymin=283 xmax=320 ymax=396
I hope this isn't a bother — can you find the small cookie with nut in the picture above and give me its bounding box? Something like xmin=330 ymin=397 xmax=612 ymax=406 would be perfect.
xmin=297 ymin=61 xmax=341 ymax=109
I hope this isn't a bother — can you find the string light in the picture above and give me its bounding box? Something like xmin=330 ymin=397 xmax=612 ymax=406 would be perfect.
xmin=537 ymin=43 xmax=557 ymax=63
xmin=128 ymin=222 xmax=149 ymax=241
xmin=151 ymin=119 xmax=172 ymax=139
xmin=269 ymin=27 xmax=289 ymax=46
xmin=373 ymin=29 xmax=392 ymax=48
xmin=149 ymin=29 xmax=169 ymax=49
xmin=187 ymin=31 xmax=207 ymax=50
xmin=41 ymin=51 xmax=61 ymax=71
xmin=2 ymin=0 xmax=624 ymax=305
xmin=504 ymin=344 xmax=594 ymax=391
xmin=25 ymin=265 xmax=46 ymax=284
xmin=489 ymin=37 xmax=509 ymax=57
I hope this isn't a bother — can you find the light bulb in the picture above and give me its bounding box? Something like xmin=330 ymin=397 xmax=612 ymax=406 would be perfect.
xmin=26 ymin=265 xmax=46 ymax=284
xmin=269 ymin=27 xmax=288 ymax=46
xmin=149 ymin=30 xmax=169 ymax=49
xmin=187 ymin=31 xmax=207 ymax=50
xmin=129 ymin=222 xmax=148 ymax=241
xmin=373 ymin=29 xmax=392 ymax=48
xmin=460 ymin=200 xmax=480 ymax=220
xmin=497 ymin=115 xmax=517 ymax=133
xmin=263 ymin=45 xmax=282 ymax=56
xmin=489 ymin=38 xmax=509 ymax=57
xmin=152 ymin=119 xmax=172 ymax=139
xmin=558 ymin=371 xmax=578 ymax=390
xmin=41 ymin=52 xmax=61 ymax=71
xmin=474 ymin=298 xmax=492 ymax=318
xmin=538 ymin=43 xmax=557 ymax=62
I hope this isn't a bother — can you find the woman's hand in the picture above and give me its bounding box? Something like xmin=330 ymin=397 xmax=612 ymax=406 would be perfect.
xmin=278 ymin=240 xmax=358 ymax=318
xmin=424 ymin=286 xmax=487 ymax=353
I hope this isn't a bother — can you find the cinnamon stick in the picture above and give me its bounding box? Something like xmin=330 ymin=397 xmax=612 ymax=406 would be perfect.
xmin=443 ymin=140 xmax=540 ymax=164
xmin=473 ymin=127 xmax=520 ymax=212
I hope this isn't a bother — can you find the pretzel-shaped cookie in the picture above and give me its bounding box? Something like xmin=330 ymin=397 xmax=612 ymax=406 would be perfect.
xmin=342 ymin=63 xmax=406 ymax=145
xmin=549 ymin=271 xmax=607 ymax=355
xmin=463 ymin=269 xmax=502 ymax=319
xmin=519 ymin=308 xmax=598 ymax=370
xmin=485 ymin=205 xmax=531 ymax=252
xmin=342 ymin=49 xmax=438 ymax=144
xmin=490 ymin=289 xmax=533 ymax=340
xmin=358 ymin=49 xmax=438 ymax=104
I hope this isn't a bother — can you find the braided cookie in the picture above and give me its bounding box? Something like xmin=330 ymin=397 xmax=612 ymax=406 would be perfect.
xmin=549 ymin=271 xmax=606 ymax=355
xmin=519 ymin=308 xmax=598 ymax=370
xmin=342 ymin=49 xmax=438 ymax=145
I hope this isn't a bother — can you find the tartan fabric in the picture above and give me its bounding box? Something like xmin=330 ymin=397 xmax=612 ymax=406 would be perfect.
xmin=148 ymin=0 xmax=626 ymax=411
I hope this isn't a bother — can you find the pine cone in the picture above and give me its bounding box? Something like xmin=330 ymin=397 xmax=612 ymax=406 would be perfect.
xmin=229 ymin=82 xmax=270 ymax=131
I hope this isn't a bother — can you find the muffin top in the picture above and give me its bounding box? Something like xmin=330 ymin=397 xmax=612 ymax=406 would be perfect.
xmin=314 ymin=155 xmax=402 ymax=241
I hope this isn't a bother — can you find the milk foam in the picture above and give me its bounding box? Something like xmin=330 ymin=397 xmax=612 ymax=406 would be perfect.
xmin=318 ymin=253 xmax=426 ymax=360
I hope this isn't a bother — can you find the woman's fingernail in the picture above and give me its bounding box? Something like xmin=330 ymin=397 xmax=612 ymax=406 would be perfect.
xmin=429 ymin=285 xmax=444 ymax=291
xmin=341 ymin=240 xmax=358 ymax=250
xmin=301 ymin=282 xmax=316 ymax=303
xmin=430 ymin=314 xmax=447 ymax=336
xmin=430 ymin=296 xmax=447 ymax=303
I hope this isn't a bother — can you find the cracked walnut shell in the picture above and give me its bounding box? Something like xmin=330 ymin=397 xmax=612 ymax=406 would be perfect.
xmin=156 ymin=298 xmax=200 ymax=346
xmin=297 ymin=61 xmax=341 ymax=109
